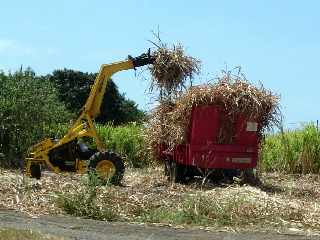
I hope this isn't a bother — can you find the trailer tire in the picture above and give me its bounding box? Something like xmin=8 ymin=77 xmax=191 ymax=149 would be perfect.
xmin=88 ymin=151 xmax=125 ymax=185
xmin=241 ymin=169 xmax=261 ymax=186
xmin=30 ymin=164 xmax=41 ymax=179
xmin=164 ymin=159 xmax=171 ymax=177
xmin=168 ymin=161 xmax=185 ymax=183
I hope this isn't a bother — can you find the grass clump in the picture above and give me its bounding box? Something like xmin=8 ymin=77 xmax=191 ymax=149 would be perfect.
xmin=57 ymin=188 xmax=117 ymax=221
xmin=55 ymin=174 xmax=118 ymax=221
xmin=260 ymin=123 xmax=320 ymax=173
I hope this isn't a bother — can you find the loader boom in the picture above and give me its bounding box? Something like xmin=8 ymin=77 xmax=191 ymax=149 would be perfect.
xmin=25 ymin=51 xmax=154 ymax=177
xmin=63 ymin=60 xmax=136 ymax=150
xmin=85 ymin=60 xmax=134 ymax=119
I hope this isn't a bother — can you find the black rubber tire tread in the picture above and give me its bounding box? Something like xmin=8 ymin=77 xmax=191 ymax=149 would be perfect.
xmin=88 ymin=151 xmax=125 ymax=185
xmin=241 ymin=169 xmax=261 ymax=186
xmin=164 ymin=159 xmax=171 ymax=177
xmin=30 ymin=164 xmax=41 ymax=179
xmin=184 ymin=166 xmax=195 ymax=181
xmin=168 ymin=161 xmax=185 ymax=183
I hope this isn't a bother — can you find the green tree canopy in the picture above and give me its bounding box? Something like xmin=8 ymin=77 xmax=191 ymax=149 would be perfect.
xmin=0 ymin=68 xmax=72 ymax=166
xmin=49 ymin=69 xmax=145 ymax=125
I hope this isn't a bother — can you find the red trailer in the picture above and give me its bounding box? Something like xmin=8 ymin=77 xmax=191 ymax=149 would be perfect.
xmin=157 ymin=105 xmax=261 ymax=182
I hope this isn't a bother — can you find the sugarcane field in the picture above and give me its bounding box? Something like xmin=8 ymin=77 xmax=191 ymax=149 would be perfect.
xmin=1 ymin=2 xmax=320 ymax=240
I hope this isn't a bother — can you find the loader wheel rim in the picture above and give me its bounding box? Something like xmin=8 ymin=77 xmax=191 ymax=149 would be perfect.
xmin=96 ymin=160 xmax=116 ymax=180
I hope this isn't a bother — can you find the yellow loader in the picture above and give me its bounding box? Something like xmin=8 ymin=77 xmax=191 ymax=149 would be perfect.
xmin=25 ymin=51 xmax=154 ymax=184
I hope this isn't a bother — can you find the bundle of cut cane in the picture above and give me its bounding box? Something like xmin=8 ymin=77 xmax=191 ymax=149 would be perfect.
xmin=149 ymin=43 xmax=200 ymax=97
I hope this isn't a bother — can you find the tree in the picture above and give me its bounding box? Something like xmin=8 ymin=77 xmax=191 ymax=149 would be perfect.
xmin=49 ymin=69 xmax=145 ymax=125
xmin=0 ymin=68 xmax=72 ymax=167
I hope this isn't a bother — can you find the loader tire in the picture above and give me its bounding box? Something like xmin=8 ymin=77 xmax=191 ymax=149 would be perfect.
xmin=30 ymin=164 xmax=41 ymax=180
xmin=88 ymin=151 xmax=125 ymax=185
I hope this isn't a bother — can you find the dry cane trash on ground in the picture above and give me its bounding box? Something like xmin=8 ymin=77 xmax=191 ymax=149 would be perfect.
xmin=0 ymin=167 xmax=320 ymax=233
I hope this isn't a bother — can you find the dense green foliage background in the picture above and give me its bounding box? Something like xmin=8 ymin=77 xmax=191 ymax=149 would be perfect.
xmin=0 ymin=68 xmax=146 ymax=167
xmin=49 ymin=69 xmax=145 ymax=125
xmin=260 ymin=124 xmax=320 ymax=173
xmin=0 ymin=68 xmax=72 ymax=167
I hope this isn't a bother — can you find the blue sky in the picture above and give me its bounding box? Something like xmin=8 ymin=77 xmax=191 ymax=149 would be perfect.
xmin=1 ymin=1 xmax=319 ymax=126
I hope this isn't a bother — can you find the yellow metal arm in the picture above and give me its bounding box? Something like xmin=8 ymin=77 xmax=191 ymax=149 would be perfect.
xmin=59 ymin=60 xmax=135 ymax=151
xmin=84 ymin=60 xmax=134 ymax=119
xmin=82 ymin=49 xmax=155 ymax=119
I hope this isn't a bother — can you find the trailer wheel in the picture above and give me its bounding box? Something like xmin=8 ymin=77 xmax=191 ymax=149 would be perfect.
xmin=168 ymin=161 xmax=185 ymax=183
xmin=30 ymin=164 xmax=41 ymax=179
xmin=164 ymin=159 xmax=171 ymax=176
xmin=88 ymin=151 xmax=125 ymax=185
xmin=241 ymin=169 xmax=261 ymax=186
